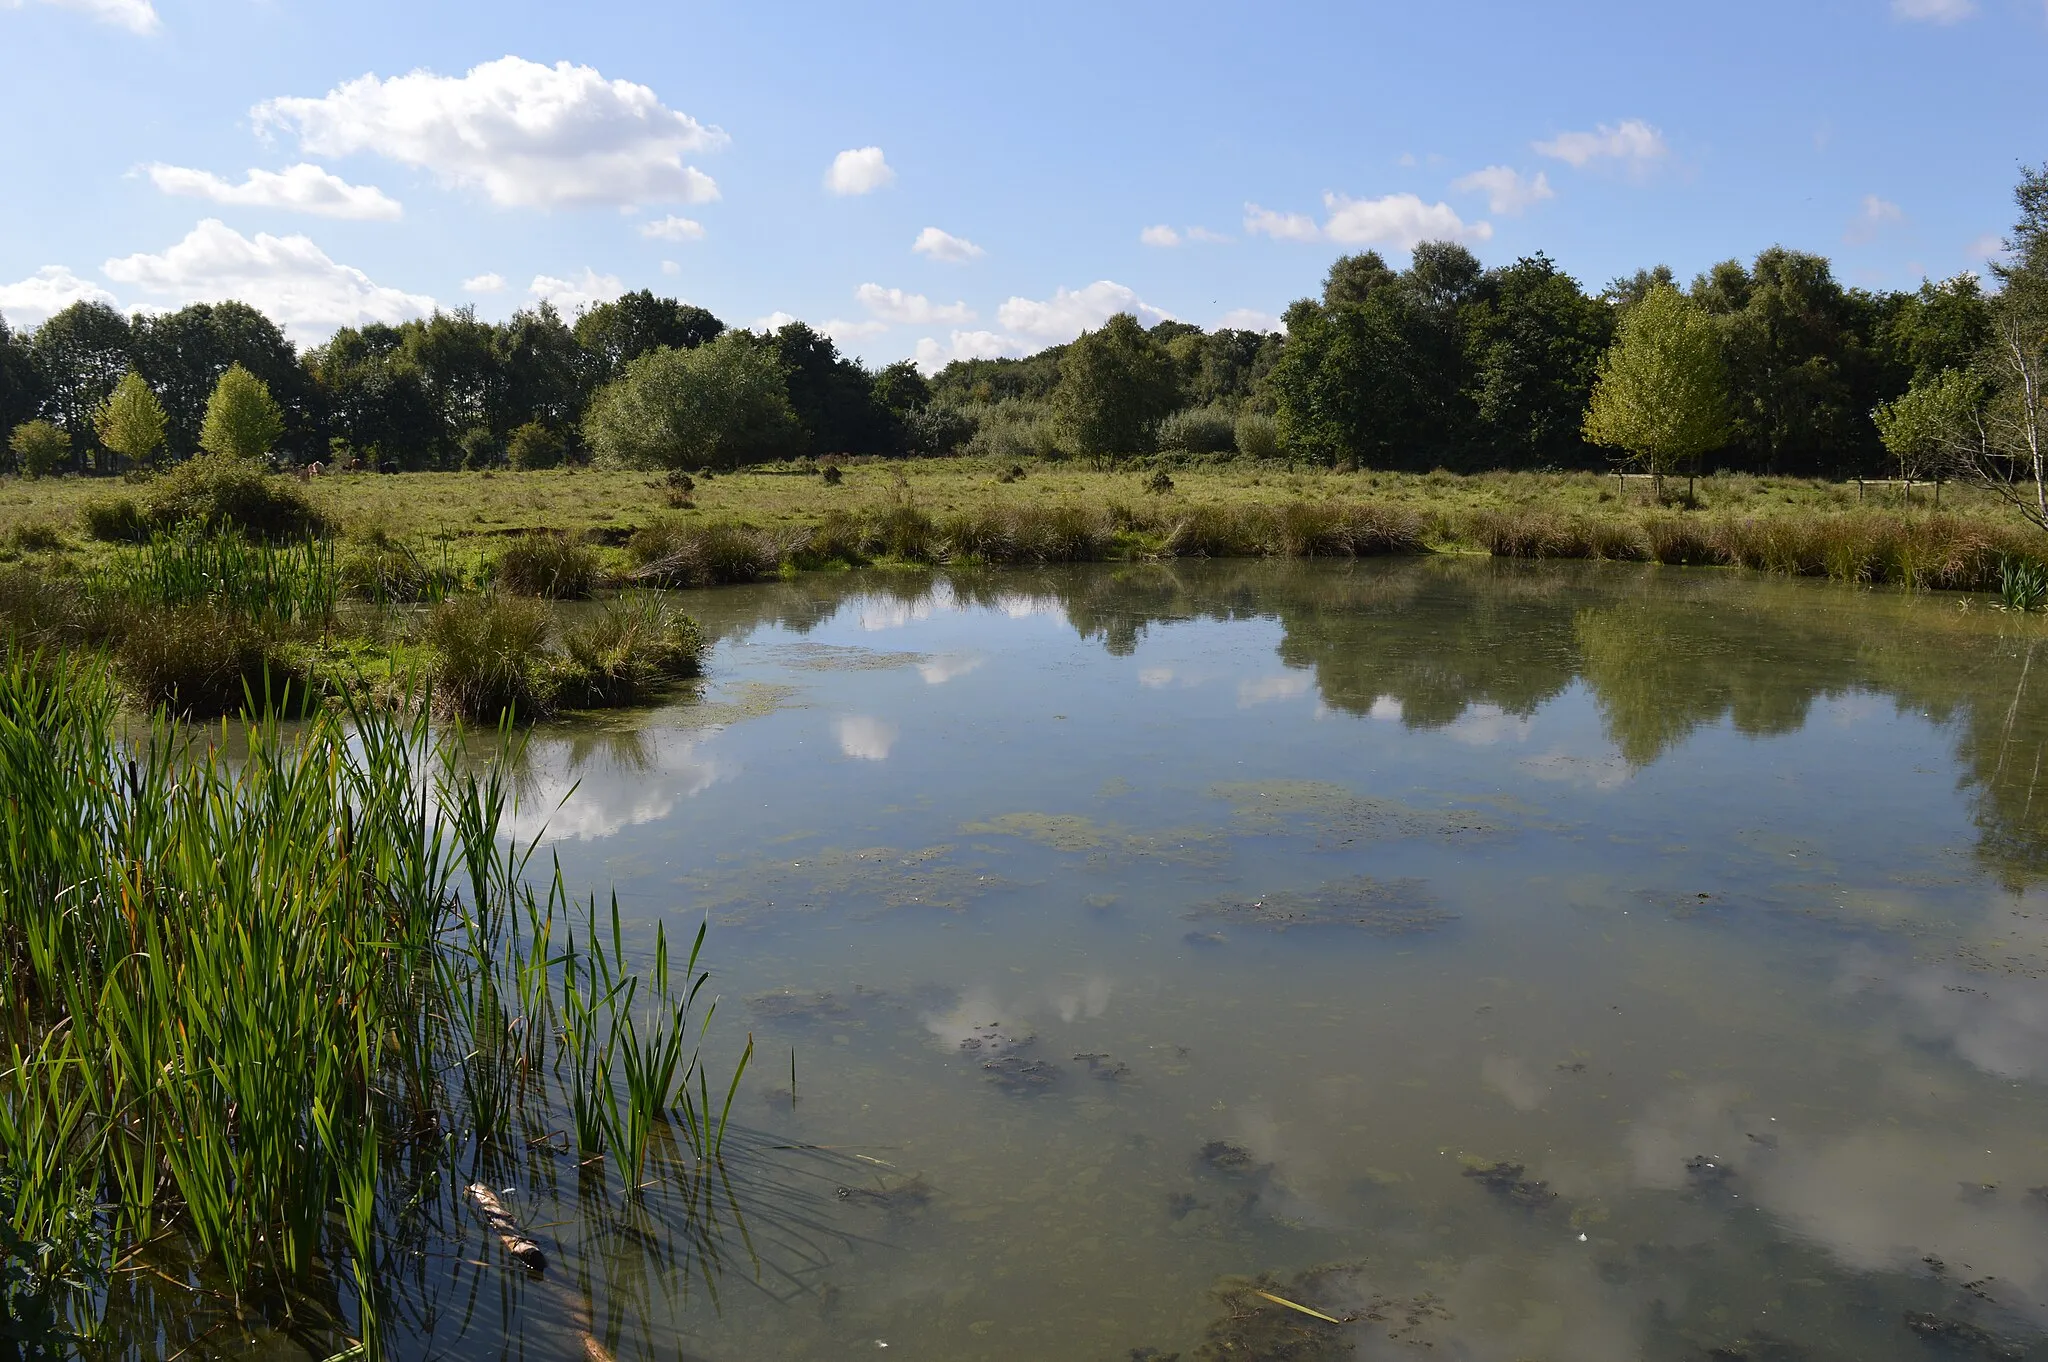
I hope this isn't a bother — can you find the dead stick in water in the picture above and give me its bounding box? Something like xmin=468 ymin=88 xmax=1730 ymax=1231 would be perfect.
xmin=467 ymin=1184 xmax=616 ymax=1361
xmin=467 ymin=1183 xmax=546 ymax=1272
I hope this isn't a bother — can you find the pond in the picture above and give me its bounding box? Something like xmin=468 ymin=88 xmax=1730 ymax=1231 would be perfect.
xmin=321 ymin=560 xmax=2048 ymax=1358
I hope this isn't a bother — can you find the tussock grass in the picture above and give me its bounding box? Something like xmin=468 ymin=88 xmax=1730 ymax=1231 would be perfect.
xmin=423 ymin=593 xmax=553 ymax=721
xmin=554 ymin=596 xmax=705 ymax=709
xmin=113 ymin=603 xmax=301 ymax=718
xmin=79 ymin=494 xmax=148 ymax=543
xmin=425 ymin=591 xmax=707 ymax=721
xmin=492 ymin=531 xmax=601 ymax=598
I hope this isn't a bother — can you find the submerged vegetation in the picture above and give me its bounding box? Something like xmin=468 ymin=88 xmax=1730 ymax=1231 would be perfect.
xmin=0 ymin=655 xmax=749 ymax=1356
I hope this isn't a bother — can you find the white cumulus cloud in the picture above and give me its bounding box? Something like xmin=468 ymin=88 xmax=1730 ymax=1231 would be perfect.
xmin=145 ymin=162 xmax=402 ymax=221
xmin=1533 ymin=119 xmax=1669 ymax=172
xmin=752 ymin=311 xmax=798 ymax=333
xmin=996 ymin=280 xmax=1171 ymax=344
xmin=1323 ymin=192 xmax=1492 ymax=248
xmin=0 ymin=265 xmax=119 ymax=328
xmin=912 ymin=226 xmax=983 ymax=262
xmin=2 ymin=0 xmax=157 ymax=33
xmin=1217 ymin=308 xmax=1283 ymax=334
xmin=1140 ymin=224 xmax=1181 ymax=247
xmin=1848 ymin=194 xmax=1906 ymax=245
xmin=253 ymin=57 xmax=726 ymax=210
xmin=821 ymin=318 xmax=888 ymax=344
xmin=855 ymin=283 xmax=974 ymax=325
xmin=462 ymin=273 xmax=505 ymax=293
xmin=913 ymin=330 xmax=1026 ymax=374
xmin=639 ymin=214 xmax=704 ymax=241
xmin=1892 ymin=0 xmax=1974 ymax=20
xmin=101 ymin=219 xmax=432 ymax=341
xmin=528 ymin=268 xmax=621 ymax=314
xmin=825 ymin=146 xmax=894 ymax=196
xmin=1451 ymin=165 xmax=1555 ymax=216
xmin=1243 ymin=204 xmax=1321 ymax=242
xmin=660 ymin=259 xmax=681 ymax=276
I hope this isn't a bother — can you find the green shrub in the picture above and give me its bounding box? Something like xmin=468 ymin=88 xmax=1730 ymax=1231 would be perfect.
xmin=493 ymin=533 xmax=600 ymax=598
xmin=113 ymin=604 xmax=300 ymax=718
xmin=507 ymin=422 xmax=567 ymax=470
xmin=8 ymin=420 xmax=70 ymax=478
xmin=1156 ymin=406 xmax=1238 ymax=455
xmin=423 ymin=594 xmax=553 ymax=722
xmin=145 ymin=454 xmax=328 ymax=541
xmin=80 ymin=495 xmax=149 ymax=543
xmin=554 ymin=596 xmax=705 ymax=708
xmin=1234 ymin=412 xmax=1282 ymax=461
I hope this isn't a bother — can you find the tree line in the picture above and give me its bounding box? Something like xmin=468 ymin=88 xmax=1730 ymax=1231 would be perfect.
xmin=0 ymin=166 xmax=2039 ymax=481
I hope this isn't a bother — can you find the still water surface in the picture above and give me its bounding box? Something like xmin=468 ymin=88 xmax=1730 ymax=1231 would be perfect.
xmin=432 ymin=560 xmax=2048 ymax=1359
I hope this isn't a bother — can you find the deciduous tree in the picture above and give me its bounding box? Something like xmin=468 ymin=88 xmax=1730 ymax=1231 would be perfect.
xmin=199 ymin=363 xmax=285 ymax=460
xmin=92 ymin=370 xmax=168 ymax=468
xmin=1582 ymin=285 xmax=1733 ymax=496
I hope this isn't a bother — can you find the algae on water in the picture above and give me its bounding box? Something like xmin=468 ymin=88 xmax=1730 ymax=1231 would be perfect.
xmin=1189 ymin=874 xmax=1452 ymax=934
xmin=1209 ymin=779 xmax=1500 ymax=847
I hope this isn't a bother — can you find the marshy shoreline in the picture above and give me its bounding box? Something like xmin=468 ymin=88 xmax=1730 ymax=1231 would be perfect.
xmin=1 ymin=459 xmax=2045 ymax=723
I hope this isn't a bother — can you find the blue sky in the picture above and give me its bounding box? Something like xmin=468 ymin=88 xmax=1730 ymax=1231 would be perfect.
xmin=0 ymin=0 xmax=2038 ymax=369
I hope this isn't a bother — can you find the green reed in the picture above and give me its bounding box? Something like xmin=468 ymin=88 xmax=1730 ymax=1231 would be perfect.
xmin=0 ymin=650 xmax=748 ymax=1357
xmin=85 ymin=525 xmax=338 ymax=628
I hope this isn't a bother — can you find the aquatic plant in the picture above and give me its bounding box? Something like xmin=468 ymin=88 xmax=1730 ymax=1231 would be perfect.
xmin=87 ymin=526 xmax=337 ymax=628
xmin=493 ymin=532 xmax=601 ymax=599
xmin=1998 ymin=554 xmax=2048 ymax=611
xmin=337 ymin=538 xmax=463 ymax=604
xmin=0 ymin=652 xmax=750 ymax=1355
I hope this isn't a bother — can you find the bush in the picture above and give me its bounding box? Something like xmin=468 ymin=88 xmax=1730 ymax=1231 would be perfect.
xmin=114 ymin=604 xmax=300 ymax=718
xmin=8 ymin=420 xmax=70 ymax=478
xmin=903 ymin=403 xmax=978 ymax=457
xmin=493 ymin=533 xmax=600 ymax=599
xmin=964 ymin=399 xmax=1067 ymax=462
xmin=423 ymin=595 xmax=553 ymax=722
xmin=1234 ymin=412 xmax=1282 ymax=461
xmin=79 ymin=496 xmax=149 ymax=543
xmin=553 ymin=596 xmax=705 ymax=708
xmin=145 ymin=454 xmax=328 ymax=541
xmin=1156 ymin=406 xmax=1238 ymax=455
xmin=507 ymin=422 xmax=567 ymax=470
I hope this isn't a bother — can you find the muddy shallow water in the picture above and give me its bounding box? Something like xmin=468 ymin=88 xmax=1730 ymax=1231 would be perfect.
xmin=305 ymin=560 xmax=2048 ymax=1358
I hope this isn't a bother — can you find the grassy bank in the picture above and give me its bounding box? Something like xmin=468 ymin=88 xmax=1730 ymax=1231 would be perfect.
xmin=0 ymin=459 xmax=2041 ymax=722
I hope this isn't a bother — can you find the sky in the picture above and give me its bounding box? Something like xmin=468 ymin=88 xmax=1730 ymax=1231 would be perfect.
xmin=0 ymin=0 xmax=2039 ymax=371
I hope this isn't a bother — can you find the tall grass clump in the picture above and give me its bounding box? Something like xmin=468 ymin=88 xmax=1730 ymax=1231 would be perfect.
xmin=493 ymin=532 xmax=601 ymax=599
xmin=554 ymin=595 xmax=705 ymax=709
xmin=113 ymin=603 xmax=302 ymax=718
xmin=0 ymin=654 xmax=748 ymax=1355
xmin=628 ymin=519 xmax=785 ymax=586
xmin=423 ymin=593 xmax=553 ymax=721
xmin=338 ymin=539 xmax=463 ymax=604
xmin=79 ymin=495 xmax=150 ymax=544
xmin=143 ymin=454 xmax=328 ymax=541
